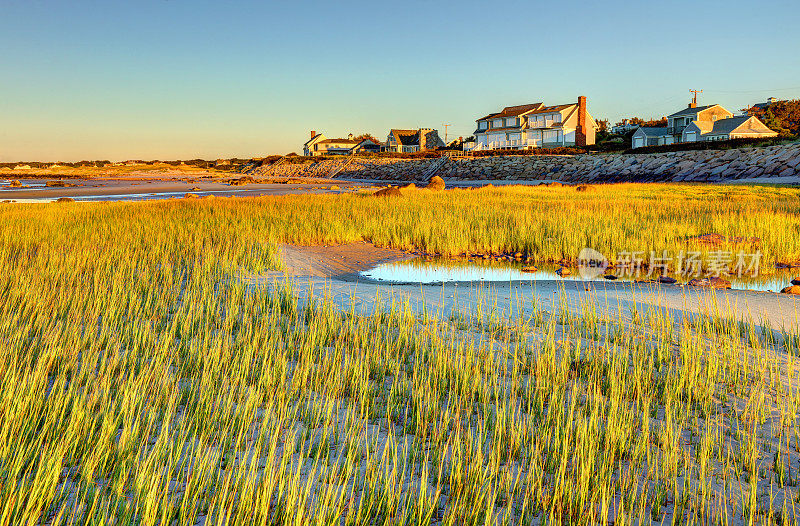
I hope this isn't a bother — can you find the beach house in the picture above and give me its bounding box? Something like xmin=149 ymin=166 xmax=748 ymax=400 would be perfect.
xmin=303 ymin=132 xmax=378 ymax=156
xmin=466 ymin=96 xmax=597 ymax=151
xmin=384 ymin=129 xmax=445 ymax=153
xmin=631 ymin=102 xmax=777 ymax=148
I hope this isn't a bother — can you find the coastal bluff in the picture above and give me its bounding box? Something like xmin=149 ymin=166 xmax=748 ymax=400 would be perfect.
xmin=255 ymin=142 xmax=800 ymax=183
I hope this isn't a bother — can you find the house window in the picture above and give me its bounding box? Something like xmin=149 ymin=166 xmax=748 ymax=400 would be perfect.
xmin=493 ymin=119 xmax=503 ymax=128
xmin=478 ymin=121 xmax=487 ymax=130
xmin=506 ymin=117 xmax=518 ymax=127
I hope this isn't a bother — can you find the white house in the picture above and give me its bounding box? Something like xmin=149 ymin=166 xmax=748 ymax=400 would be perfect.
xmin=303 ymin=131 xmax=327 ymax=156
xmin=303 ymin=131 xmax=378 ymax=156
xmin=467 ymin=96 xmax=596 ymax=151
xmin=611 ymin=119 xmax=640 ymax=135
xmin=631 ymin=101 xmax=776 ymax=148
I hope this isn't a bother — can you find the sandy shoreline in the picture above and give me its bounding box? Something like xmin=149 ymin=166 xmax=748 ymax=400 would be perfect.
xmin=0 ymin=176 xmax=370 ymax=202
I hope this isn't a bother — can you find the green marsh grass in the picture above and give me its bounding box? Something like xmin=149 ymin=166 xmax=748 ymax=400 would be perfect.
xmin=0 ymin=188 xmax=799 ymax=524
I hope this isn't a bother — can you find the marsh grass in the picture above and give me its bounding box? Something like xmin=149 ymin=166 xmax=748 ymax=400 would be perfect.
xmin=261 ymin=183 xmax=800 ymax=267
xmin=1 ymin=189 xmax=800 ymax=524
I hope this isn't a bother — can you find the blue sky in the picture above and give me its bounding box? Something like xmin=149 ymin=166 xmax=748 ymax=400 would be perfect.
xmin=1 ymin=0 xmax=799 ymax=161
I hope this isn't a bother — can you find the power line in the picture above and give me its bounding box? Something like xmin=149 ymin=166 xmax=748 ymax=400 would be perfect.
xmin=704 ymin=85 xmax=800 ymax=94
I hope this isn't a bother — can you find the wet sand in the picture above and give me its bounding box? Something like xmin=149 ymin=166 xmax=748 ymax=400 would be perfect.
xmin=0 ymin=177 xmax=368 ymax=202
xmin=252 ymin=242 xmax=800 ymax=332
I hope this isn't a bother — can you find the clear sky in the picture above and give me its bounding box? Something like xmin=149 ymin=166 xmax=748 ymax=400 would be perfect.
xmin=1 ymin=0 xmax=799 ymax=162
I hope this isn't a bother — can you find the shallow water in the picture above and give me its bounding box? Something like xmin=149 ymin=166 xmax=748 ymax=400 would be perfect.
xmin=0 ymin=187 xmax=254 ymax=203
xmin=68 ymin=189 xmax=253 ymax=202
xmin=360 ymin=259 xmax=796 ymax=293
xmin=0 ymin=180 xmax=46 ymax=188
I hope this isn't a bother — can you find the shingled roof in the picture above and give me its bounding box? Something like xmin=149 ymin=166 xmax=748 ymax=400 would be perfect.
xmin=477 ymin=103 xmax=544 ymax=121
xmin=635 ymin=127 xmax=670 ymax=137
xmin=528 ymin=104 xmax=574 ymax=114
xmin=707 ymin=116 xmax=756 ymax=135
xmin=667 ymin=105 xmax=717 ymax=119
xmin=390 ymin=129 xmax=420 ymax=146
xmin=318 ymin=138 xmax=360 ymax=145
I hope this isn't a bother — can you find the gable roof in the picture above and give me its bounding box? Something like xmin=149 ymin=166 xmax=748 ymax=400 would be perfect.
xmin=667 ymin=105 xmax=718 ymax=119
xmin=390 ymin=129 xmax=420 ymax=146
xmin=318 ymin=138 xmax=360 ymax=145
xmin=478 ymin=103 xmax=544 ymax=121
xmin=528 ymin=103 xmax=574 ymax=115
xmin=635 ymin=126 xmax=670 ymax=137
xmin=304 ymin=133 xmax=326 ymax=147
xmin=709 ymin=116 xmax=753 ymax=135
xmin=689 ymin=120 xmax=715 ymax=134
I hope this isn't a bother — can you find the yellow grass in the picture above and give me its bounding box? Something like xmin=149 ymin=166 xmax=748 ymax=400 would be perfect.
xmin=1 ymin=185 xmax=800 ymax=524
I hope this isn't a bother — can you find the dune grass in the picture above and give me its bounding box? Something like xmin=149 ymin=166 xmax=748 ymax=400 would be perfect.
xmin=1 ymin=185 xmax=800 ymax=524
xmin=179 ymin=183 xmax=800 ymax=267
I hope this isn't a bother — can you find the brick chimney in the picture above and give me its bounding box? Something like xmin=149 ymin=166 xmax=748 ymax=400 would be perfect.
xmin=310 ymin=130 xmax=317 ymax=139
xmin=575 ymin=96 xmax=587 ymax=147
xmin=688 ymin=101 xmax=697 ymax=109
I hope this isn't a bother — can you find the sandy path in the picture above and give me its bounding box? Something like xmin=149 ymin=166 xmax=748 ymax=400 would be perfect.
xmin=276 ymin=242 xmax=412 ymax=279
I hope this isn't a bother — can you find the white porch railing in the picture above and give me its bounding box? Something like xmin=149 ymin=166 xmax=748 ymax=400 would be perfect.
xmin=482 ymin=139 xmax=540 ymax=150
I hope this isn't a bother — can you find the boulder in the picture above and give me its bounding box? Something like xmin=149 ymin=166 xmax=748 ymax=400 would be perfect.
xmin=782 ymin=285 xmax=800 ymax=295
xmin=575 ymin=184 xmax=596 ymax=192
xmin=426 ymin=176 xmax=446 ymax=191
xmin=373 ymin=186 xmax=402 ymax=197
xmin=8 ymin=180 xmax=22 ymax=187
xmin=184 ymin=193 xmax=200 ymax=199
xmin=556 ymin=267 xmax=571 ymax=277
xmin=603 ymin=274 xmax=618 ymax=280
xmin=658 ymin=276 xmax=677 ymax=284
xmin=55 ymin=197 xmax=75 ymax=203
xmin=230 ymin=176 xmax=255 ymax=186
xmin=521 ymin=266 xmax=538 ymax=273
xmin=791 ymin=278 xmax=800 ymax=286
xmin=687 ymin=277 xmax=731 ymax=289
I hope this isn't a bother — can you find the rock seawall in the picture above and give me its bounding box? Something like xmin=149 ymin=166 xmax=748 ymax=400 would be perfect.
xmin=259 ymin=142 xmax=800 ymax=183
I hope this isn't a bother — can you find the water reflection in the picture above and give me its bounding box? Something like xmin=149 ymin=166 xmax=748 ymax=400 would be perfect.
xmin=360 ymin=258 xmax=795 ymax=292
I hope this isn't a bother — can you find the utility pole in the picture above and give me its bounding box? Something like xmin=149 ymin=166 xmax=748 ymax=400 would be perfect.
xmin=689 ymin=89 xmax=703 ymax=106
xmin=442 ymin=123 xmax=451 ymax=144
